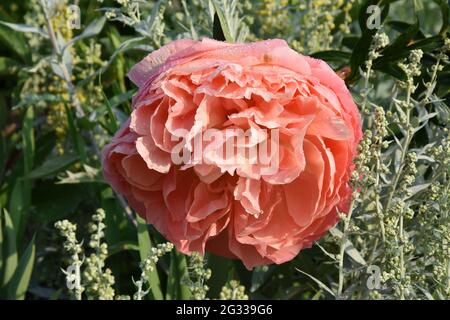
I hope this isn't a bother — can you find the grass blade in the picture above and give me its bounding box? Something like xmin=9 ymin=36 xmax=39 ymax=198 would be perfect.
xmin=166 ymin=251 xmax=191 ymax=300
xmin=296 ymin=268 xmax=335 ymax=298
xmin=212 ymin=1 xmax=233 ymax=42
xmin=7 ymin=234 xmax=36 ymax=299
xmin=136 ymin=215 xmax=163 ymax=300
xmin=0 ymin=209 xmax=3 ymax=280
xmin=2 ymin=210 xmax=18 ymax=288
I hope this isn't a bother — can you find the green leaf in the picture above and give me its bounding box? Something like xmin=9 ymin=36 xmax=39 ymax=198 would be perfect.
xmin=379 ymin=20 xmax=420 ymax=60
xmin=108 ymin=241 xmax=140 ymax=256
xmin=330 ymin=228 xmax=367 ymax=266
xmin=206 ymin=254 xmax=230 ymax=298
xmin=348 ymin=1 xmax=391 ymax=82
xmin=0 ymin=24 xmax=29 ymax=62
xmin=107 ymin=26 xmax=127 ymax=94
xmin=100 ymin=90 xmax=134 ymax=134
xmin=2 ymin=210 xmax=17 ymax=288
xmin=13 ymin=93 xmax=61 ymax=110
xmin=342 ymin=36 xmax=360 ymax=50
xmin=137 ymin=216 xmax=150 ymax=260
xmin=250 ymin=266 xmax=273 ymax=293
xmin=7 ymin=234 xmax=35 ymax=300
xmin=0 ymin=21 xmax=47 ymax=38
xmin=56 ymin=164 xmax=102 ymax=184
xmin=212 ymin=1 xmax=233 ymax=42
xmin=387 ymin=20 xmax=425 ymax=39
xmin=0 ymin=56 xmax=20 ymax=76
xmin=166 ymin=251 xmax=191 ymax=300
xmin=296 ymin=268 xmax=335 ymax=298
xmin=65 ymin=105 xmax=87 ymax=164
xmin=377 ymin=63 xmax=407 ymax=81
xmin=8 ymin=181 xmax=25 ymax=233
xmin=22 ymin=106 xmax=34 ymax=173
xmin=13 ymin=105 xmax=35 ymax=237
xmin=432 ymin=0 xmax=449 ymax=35
xmin=24 ymin=154 xmax=78 ymax=180
xmin=311 ymin=50 xmax=351 ymax=64
xmin=136 ymin=215 xmax=163 ymax=300
xmin=0 ymin=209 xmax=3 ymax=280
xmin=213 ymin=12 xmax=226 ymax=41
xmin=408 ymin=35 xmax=445 ymax=52
xmin=33 ymin=183 xmax=83 ymax=222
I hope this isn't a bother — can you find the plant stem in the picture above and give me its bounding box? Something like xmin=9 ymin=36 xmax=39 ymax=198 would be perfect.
xmin=385 ymin=84 xmax=413 ymax=212
xmin=374 ymin=156 xmax=386 ymax=242
xmin=337 ymin=197 xmax=356 ymax=298
xmin=39 ymin=0 xmax=84 ymax=118
xmin=39 ymin=0 xmax=137 ymax=228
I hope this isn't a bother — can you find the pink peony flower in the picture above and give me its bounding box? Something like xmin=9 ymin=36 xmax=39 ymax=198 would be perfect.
xmin=102 ymin=38 xmax=362 ymax=269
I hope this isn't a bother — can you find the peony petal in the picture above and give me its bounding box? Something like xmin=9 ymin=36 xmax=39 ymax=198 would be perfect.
xmin=136 ymin=136 xmax=171 ymax=173
xmin=128 ymin=39 xmax=197 ymax=87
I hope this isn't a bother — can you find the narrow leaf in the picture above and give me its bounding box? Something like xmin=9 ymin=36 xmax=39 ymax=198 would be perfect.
xmin=296 ymin=268 xmax=335 ymax=297
xmin=212 ymin=1 xmax=233 ymax=42
xmin=330 ymin=228 xmax=367 ymax=266
xmin=0 ymin=21 xmax=48 ymax=38
xmin=24 ymin=154 xmax=78 ymax=180
xmin=7 ymin=234 xmax=36 ymax=299
xmin=2 ymin=210 xmax=18 ymax=287
xmin=166 ymin=252 xmax=191 ymax=300
xmin=136 ymin=215 xmax=163 ymax=300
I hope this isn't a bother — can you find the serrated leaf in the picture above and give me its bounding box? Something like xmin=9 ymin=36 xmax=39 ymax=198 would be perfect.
xmin=7 ymin=234 xmax=35 ymax=300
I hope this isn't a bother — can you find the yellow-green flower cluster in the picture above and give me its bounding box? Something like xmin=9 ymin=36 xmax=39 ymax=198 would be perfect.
xmin=134 ymin=242 xmax=174 ymax=300
xmin=54 ymin=219 xmax=84 ymax=300
xmin=83 ymin=209 xmax=116 ymax=300
xmin=185 ymin=252 xmax=212 ymax=300
xmin=219 ymin=280 xmax=249 ymax=300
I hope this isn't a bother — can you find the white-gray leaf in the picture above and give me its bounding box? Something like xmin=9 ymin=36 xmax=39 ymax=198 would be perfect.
xmin=0 ymin=21 xmax=48 ymax=38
